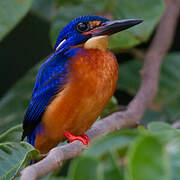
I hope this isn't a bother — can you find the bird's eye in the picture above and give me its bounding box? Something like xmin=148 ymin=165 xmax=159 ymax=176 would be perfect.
xmin=76 ymin=22 xmax=90 ymax=33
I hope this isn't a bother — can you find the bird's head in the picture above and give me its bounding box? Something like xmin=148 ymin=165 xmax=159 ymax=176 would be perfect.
xmin=54 ymin=15 xmax=143 ymax=54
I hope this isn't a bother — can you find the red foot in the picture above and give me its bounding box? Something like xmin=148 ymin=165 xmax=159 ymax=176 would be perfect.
xmin=64 ymin=131 xmax=90 ymax=146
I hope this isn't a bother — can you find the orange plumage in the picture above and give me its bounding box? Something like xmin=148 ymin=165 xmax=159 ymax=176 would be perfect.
xmin=35 ymin=48 xmax=118 ymax=153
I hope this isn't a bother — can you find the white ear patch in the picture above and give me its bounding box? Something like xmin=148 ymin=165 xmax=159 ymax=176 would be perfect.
xmin=84 ymin=35 xmax=108 ymax=51
xmin=56 ymin=39 xmax=66 ymax=51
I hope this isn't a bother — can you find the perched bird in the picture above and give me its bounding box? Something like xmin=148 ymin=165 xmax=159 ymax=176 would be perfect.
xmin=22 ymin=15 xmax=143 ymax=154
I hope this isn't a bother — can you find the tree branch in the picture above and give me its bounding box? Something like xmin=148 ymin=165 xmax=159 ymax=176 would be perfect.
xmin=20 ymin=1 xmax=180 ymax=179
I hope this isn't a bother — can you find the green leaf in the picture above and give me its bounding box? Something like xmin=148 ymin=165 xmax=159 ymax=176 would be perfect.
xmin=147 ymin=121 xmax=173 ymax=132
xmin=0 ymin=124 xmax=22 ymax=143
xmin=118 ymin=53 xmax=180 ymax=121
xmin=167 ymin=138 xmax=180 ymax=180
xmin=101 ymin=96 xmax=118 ymax=118
xmin=69 ymin=152 xmax=123 ymax=180
xmin=147 ymin=121 xmax=180 ymax=143
xmin=108 ymin=0 xmax=164 ymax=50
xmin=126 ymin=135 xmax=170 ymax=180
xmin=147 ymin=124 xmax=180 ymax=180
xmin=141 ymin=109 xmax=169 ymax=125
xmin=155 ymin=53 xmax=180 ymax=120
xmin=43 ymin=177 xmax=68 ymax=180
xmin=69 ymin=157 xmax=99 ymax=180
xmin=84 ymin=129 xmax=137 ymax=158
xmin=0 ymin=63 xmax=40 ymax=134
xmin=101 ymin=151 xmax=123 ymax=180
xmin=117 ymin=60 xmax=141 ymax=94
xmin=55 ymin=0 xmax=81 ymax=7
xmin=0 ymin=0 xmax=34 ymax=41
xmin=31 ymin=0 xmax=55 ymax=21
xmin=50 ymin=0 xmax=164 ymax=49
xmin=0 ymin=142 xmax=39 ymax=180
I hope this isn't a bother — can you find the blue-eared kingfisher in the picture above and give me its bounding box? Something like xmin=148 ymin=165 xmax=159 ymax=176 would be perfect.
xmin=22 ymin=15 xmax=143 ymax=154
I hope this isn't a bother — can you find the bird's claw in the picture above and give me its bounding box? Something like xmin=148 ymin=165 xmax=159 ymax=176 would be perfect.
xmin=64 ymin=131 xmax=90 ymax=146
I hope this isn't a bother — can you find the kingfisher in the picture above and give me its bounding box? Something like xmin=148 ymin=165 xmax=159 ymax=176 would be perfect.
xmin=22 ymin=15 xmax=143 ymax=154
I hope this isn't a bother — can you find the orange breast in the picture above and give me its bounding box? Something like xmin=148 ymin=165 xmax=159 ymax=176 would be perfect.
xmin=35 ymin=48 xmax=119 ymax=153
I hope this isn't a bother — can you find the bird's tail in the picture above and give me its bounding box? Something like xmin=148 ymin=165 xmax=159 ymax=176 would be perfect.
xmin=27 ymin=132 xmax=36 ymax=146
xmin=27 ymin=133 xmax=36 ymax=164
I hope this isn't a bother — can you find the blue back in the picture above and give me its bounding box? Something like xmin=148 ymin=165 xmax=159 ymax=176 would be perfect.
xmin=22 ymin=48 xmax=79 ymax=144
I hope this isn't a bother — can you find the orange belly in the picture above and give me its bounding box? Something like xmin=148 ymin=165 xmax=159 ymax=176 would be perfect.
xmin=35 ymin=48 xmax=119 ymax=153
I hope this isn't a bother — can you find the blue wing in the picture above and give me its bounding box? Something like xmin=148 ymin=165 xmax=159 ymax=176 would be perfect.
xmin=22 ymin=53 xmax=70 ymax=142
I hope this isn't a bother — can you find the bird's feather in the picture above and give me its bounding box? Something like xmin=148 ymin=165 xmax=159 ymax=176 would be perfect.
xmin=22 ymin=49 xmax=79 ymax=144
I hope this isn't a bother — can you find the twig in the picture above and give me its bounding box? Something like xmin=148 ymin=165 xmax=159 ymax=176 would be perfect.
xmin=20 ymin=0 xmax=180 ymax=179
xmin=130 ymin=48 xmax=145 ymax=61
xmin=172 ymin=120 xmax=180 ymax=129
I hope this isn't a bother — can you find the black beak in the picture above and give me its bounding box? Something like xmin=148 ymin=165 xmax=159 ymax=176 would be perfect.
xmin=92 ymin=19 xmax=143 ymax=37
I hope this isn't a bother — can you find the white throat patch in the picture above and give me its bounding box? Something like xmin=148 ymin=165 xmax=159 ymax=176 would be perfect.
xmin=84 ymin=35 xmax=108 ymax=51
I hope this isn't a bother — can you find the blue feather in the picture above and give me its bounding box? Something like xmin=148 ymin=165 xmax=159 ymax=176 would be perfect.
xmin=22 ymin=47 xmax=80 ymax=143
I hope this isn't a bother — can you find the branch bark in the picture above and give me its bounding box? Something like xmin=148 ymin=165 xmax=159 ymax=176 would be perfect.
xmin=20 ymin=0 xmax=180 ymax=179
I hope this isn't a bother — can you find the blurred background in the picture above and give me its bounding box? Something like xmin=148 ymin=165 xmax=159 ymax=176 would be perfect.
xmin=0 ymin=0 xmax=180 ymax=129
xmin=0 ymin=0 xmax=180 ymax=180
